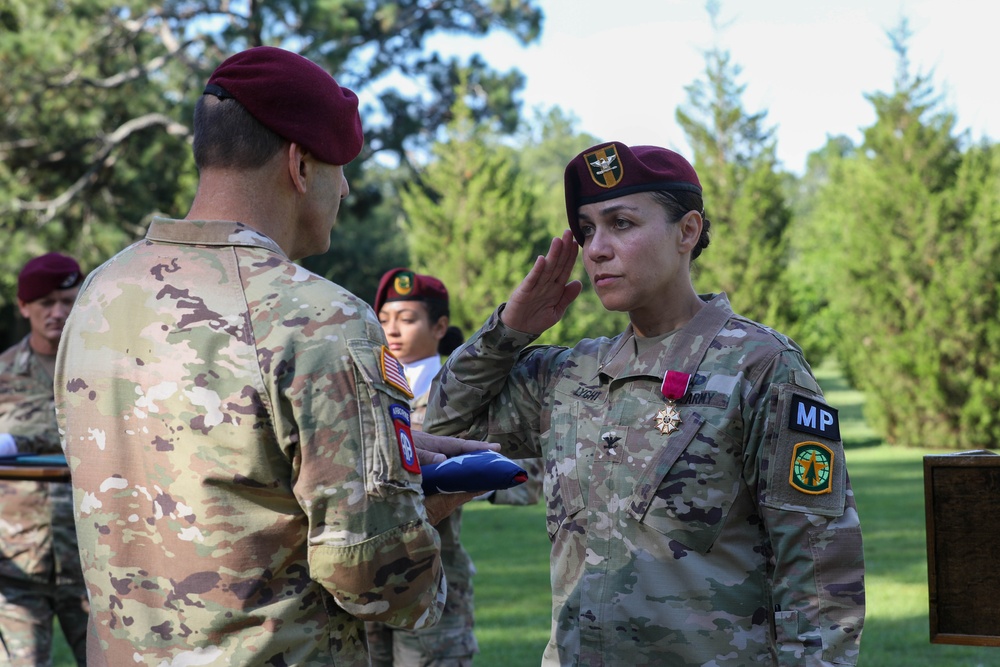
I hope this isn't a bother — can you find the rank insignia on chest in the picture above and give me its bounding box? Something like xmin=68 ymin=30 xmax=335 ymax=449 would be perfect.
xmin=789 ymin=441 xmax=834 ymax=494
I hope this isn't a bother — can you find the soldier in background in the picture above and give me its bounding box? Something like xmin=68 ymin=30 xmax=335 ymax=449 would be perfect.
xmin=0 ymin=252 xmax=87 ymax=665
xmin=54 ymin=47 xmax=483 ymax=667
xmin=369 ymin=269 xmax=544 ymax=666
xmin=426 ymin=142 xmax=866 ymax=665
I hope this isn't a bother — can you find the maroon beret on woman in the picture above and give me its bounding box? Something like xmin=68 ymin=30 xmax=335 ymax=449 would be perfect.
xmin=374 ymin=269 xmax=449 ymax=314
xmin=205 ymin=46 xmax=364 ymax=166
xmin=563 ymin=142 xmax=702 ymax=245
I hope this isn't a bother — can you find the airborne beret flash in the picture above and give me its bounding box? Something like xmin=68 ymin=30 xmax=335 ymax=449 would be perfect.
xmin=563 ymin=142 xmax=702 ymax=245
xmin=204 ymin=46 xmax=364 ymax=166
xmin=374 ymin=268 xmax=449 ymax=314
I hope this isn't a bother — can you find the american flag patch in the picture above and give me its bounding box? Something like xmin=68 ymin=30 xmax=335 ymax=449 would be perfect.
xmin=380 ymin=346 xmax=414 ymax=398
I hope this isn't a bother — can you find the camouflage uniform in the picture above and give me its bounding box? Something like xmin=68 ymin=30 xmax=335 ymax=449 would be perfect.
xmin=368 ymin=386 xmax=478 ymax=667
xmin=0 ymin=336 xmax=88 ymax=666
xmin=368 ymin=356 xmax=542 ymax=667
xmin=426 ymin=293 xmax=865 ymax=666
xmin=54 ymin=217 xmax=446 ymax=667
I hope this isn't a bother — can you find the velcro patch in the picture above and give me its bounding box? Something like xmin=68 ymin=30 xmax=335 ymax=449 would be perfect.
xmin=380 ymin=346 xmax=414 ymax=398
xmin=787 ymin=394 xmax=840 ymax=441
xmin=390 ymin=403 xmax=420 ymax=474
xmin=789 ymin=441 xmax=834 ymax=494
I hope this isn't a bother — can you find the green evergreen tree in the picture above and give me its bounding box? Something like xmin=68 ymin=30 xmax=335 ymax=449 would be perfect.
xmin=399 ymin=96 xmax=551 ymax=336
xmin=785 ymin=135 xmax=858 ymax=361
xmin=675 ymin=28 xmax=793 ymax=331
xmin=0 ymin=0 xmax=544 ymax=347
xmin=817 ymin=20 xmax=1000 ymax=448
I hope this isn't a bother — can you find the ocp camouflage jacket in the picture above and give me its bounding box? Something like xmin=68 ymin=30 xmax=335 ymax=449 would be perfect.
xmin=425 ymin=293 xmax=865 ymax=666
xmin=55 ymin=218 xmax=446 ymax=667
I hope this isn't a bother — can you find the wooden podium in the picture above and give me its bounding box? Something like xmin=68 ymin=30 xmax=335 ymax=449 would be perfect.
xmin=924 ymin=450 xmax=1000 ymax=646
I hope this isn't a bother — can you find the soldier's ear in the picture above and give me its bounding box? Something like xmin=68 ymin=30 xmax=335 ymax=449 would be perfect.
xmin=287 ymin=142 xmax=309 ymax=195
xmin=676 ymin=211 xmax=703 ymax=254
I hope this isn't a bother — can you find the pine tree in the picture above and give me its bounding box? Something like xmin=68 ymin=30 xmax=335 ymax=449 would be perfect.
xmin=675 ymin=34 xmax=793 ymax=330
xmin=818 ymin=20 xmax=1000 ymax=448
xmin=786 ymin=136 xmax=858 ymax=362
xmin=399 ymin=96 xmax=550 ymax=336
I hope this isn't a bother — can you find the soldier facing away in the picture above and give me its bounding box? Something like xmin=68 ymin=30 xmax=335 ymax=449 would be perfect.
xmin=0 ymin=252 xmax=88 ymax=666
xmin=425 ymin=142 xmax=866 ymax=666
xmin=54 ymin=46 xmax=483 ymax=667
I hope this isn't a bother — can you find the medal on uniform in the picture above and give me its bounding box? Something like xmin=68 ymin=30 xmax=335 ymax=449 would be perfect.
xmin=655 ymin=370 xmax=691 ymax=435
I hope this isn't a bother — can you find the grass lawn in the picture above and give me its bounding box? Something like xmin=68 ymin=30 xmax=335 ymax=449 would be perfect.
xmin=50 ymin=362 xmax=1000 ymax=665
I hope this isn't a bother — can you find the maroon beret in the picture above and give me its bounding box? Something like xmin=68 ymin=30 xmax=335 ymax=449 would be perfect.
xmin=564 ymin=142 xmax=702 ymax=245
xmin=205 ymin=46 xmax=363 ymax=166
xmin=374 ymin=268 xmax=449 ymax=313
xmin=17 ymin=252 xmax=84 ymax=304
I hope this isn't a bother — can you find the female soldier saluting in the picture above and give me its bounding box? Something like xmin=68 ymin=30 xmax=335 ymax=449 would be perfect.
xmin=425 ymin=143 xmax=865 ymax=666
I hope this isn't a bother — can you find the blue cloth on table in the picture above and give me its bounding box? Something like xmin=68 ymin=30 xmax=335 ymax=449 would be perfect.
xmin=421 ymin=450 xmax=528 ymax=496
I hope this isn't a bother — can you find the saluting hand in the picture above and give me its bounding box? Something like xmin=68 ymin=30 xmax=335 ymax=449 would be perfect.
xmin=501 ymin=229 xmax=583 ymax=335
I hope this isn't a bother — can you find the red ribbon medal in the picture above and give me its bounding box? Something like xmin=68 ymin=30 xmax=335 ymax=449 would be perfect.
xmin=655 ymin=370 xmax=691 ymax=435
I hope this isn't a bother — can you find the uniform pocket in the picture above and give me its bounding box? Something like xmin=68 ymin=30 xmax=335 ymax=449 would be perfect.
xmin=627 ymin=413 xmax=742 ymax=554
xmin=544 ymin=395 xmax=588 ymax=540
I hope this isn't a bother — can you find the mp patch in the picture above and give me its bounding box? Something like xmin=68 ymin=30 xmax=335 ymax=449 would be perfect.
xmin=789 ymin=441 xmax=834 ymax=495
xmin=390 ymin=403 xmax=420 ymax=474
xmin=788 ymin=393 xmax=840 ymax=441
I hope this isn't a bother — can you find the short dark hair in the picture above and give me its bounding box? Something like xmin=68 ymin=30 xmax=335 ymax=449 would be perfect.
xmin=649 ymin=190 xmax=712 ymax=262
xmin=423 ymin=299 xmax=464 ymax=357
xmin=192 ymin=96 xmax=286 ymax=170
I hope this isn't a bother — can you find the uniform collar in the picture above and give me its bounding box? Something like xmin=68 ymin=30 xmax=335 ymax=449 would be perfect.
xmin=145 ymin=217 xmax=287 ymax=257
xmin=597 ymin=293 xmax=733 ymax=382
xmin=11 ymin=336 xmax=34 ymax=376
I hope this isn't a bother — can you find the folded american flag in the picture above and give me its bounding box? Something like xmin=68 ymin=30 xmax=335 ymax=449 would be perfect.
xmin=421 ymin=450 xmax=528 ymax=496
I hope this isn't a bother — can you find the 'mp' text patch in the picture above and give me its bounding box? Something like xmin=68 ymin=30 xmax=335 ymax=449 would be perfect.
xmin=788 ymin=394 xmax=840 ymax=441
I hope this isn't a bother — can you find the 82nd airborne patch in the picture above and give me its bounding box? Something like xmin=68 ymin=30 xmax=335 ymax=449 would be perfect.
xmin=390 ymin=403 xmax=421 ymax=474
xmin=789 ymin=441 xmax=834 ymax=495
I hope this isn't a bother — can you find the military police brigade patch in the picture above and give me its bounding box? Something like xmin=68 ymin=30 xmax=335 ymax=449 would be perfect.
xmin=787 ymin=394 xmax=840 ymax=495
xmin=380 ymin=346 xmax=414 ymax=398
xmin=585 ymin=144 xmax=624 ymax=188
xmin=789 ymin=441 xmax=834 ymax=494
xmin=390 ymin=403 xmax=421 ymax=474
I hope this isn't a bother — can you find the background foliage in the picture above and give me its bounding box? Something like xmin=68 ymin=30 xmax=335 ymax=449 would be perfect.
xmin=2 ymin=2 xmax=999 ymax=449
